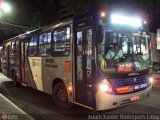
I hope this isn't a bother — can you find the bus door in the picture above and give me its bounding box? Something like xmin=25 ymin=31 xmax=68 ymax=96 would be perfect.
xmin=6 ymin=45 xmax=10 ymax=77
xmin=75 ymin=28 xmax=93 ymax=107
xmin=20 ymin=41 xmax=26 ymax=83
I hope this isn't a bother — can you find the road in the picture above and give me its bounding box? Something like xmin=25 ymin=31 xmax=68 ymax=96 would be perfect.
xmin=0 ymin=73 xmax=160 ymax=120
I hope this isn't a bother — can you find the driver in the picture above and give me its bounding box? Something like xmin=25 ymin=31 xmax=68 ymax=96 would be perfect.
xmin=106 ymin=43 xmax=123 ymax=66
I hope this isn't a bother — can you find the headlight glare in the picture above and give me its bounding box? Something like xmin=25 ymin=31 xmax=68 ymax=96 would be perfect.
xmin=99 ymin=79 xmax=112 ymax=93
xmin=149 ymin=77 xmax=154 ymax=84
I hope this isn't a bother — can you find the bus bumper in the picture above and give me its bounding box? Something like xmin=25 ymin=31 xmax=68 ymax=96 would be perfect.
xmin=95 ymin=85 xmax=152 ymax=111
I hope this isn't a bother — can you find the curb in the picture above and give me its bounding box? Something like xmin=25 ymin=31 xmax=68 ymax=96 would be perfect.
xmin=0 ymin=94 xmax=35 ymax=120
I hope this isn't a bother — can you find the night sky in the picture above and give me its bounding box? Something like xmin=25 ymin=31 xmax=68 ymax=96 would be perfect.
xmin=0 ymin=0 xmax=160 ymax=43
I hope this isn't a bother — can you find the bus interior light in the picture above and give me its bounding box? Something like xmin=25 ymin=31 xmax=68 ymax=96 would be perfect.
xmin=111 ymin=14 xmax=142 ymax=27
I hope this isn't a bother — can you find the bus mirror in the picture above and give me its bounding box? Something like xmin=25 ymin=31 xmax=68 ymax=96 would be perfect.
xmin=96 ymin=25 xmax=103 ymax=43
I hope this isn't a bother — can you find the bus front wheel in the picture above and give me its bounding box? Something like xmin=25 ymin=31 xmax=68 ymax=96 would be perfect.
xmin=52 ymin=82 xmax=73 ymax=109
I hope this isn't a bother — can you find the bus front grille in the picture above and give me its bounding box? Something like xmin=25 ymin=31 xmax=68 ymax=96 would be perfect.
xmin=110 ymin=75 xmax=149 ymax=88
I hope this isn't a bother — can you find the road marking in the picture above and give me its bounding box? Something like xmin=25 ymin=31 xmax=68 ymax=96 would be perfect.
xmin=0 ymin=94 xmax=35 ymax=120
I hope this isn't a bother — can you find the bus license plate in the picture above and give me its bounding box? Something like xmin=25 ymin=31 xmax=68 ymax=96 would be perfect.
xmin=130 ymin=95 xmax=139 ymax=101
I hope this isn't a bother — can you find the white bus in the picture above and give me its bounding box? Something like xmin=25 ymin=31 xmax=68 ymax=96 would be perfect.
xmin=1 ymin=11 xmax=152 ymax=110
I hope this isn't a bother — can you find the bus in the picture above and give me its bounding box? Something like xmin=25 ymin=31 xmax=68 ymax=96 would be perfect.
xmin=1 ymin=10 xmax=152 ymax=111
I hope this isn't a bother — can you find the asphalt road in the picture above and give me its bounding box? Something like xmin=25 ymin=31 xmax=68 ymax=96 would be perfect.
xmin=0 ymin=73 xmax=160 ymax=120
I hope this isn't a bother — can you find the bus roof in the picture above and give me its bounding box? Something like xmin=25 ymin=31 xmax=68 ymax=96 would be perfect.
xmin=3 ymin=18 xmax=73 ymax=44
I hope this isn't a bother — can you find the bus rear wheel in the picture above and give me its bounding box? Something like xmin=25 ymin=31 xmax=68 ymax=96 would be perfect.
xmin=52 ymin=82 xmax=73 ymax=109
xmin=12 ymin=71 xmax=20 ymax=87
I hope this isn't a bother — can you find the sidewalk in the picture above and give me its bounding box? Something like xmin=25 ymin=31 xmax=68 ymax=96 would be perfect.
xmin=0 ymin=93 xmax=34 ymax=120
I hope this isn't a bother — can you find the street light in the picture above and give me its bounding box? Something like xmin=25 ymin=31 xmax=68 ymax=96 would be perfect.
xmin=0 ymin=2 xmax=11 ymax=14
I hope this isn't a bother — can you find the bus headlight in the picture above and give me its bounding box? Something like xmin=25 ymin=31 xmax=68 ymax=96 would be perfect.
xmin=149 ymin=77 xmax=154 ymax=84
xmin=99 ymin=79 xmax=112 ymax=93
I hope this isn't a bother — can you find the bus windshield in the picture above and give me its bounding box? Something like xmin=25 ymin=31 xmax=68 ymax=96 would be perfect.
xmin=98 ymin=29 xmax=150 ymax=73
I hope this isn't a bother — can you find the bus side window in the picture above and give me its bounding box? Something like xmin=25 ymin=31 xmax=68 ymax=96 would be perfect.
xmin=15 ymin=41 xmax=19 ymax=56
xmin=25 ymin=42 xmax=28 ymax=56
xmin=38 ymin=32 xmax=51 ymax=56
xmin=2 ymin=45 xmax=6 ymax=56
xmin=77 ymin=31 xmax=82 ymax=55
xmin=52 ymin=26 xmax=70 ymax=56
xmin=28 ymin=36 xmax=38 ymax=56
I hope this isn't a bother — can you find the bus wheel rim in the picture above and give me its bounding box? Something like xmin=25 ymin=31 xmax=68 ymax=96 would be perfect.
xmin=57 ymin=88 xmax=68 ymax=103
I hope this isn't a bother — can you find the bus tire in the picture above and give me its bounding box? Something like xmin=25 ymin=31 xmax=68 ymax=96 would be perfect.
xmin=12 ymin=71 xmax=20 ymax=87
xmin=52 ymin=82 xmax=73 ymax=109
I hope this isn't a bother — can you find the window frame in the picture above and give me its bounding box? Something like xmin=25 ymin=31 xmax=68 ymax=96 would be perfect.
xmin=10 ymin=41 xmax=15 ymax=56
xmin=38 ymin=31 xmax=52 ymax=57
xmin=51 ymin=25 xmax=71 ymax=57
xmin=14 ymin=41 xmax=20 ymax=56
xmin=10 ymin=41 xmax=19 ymax=56
xmin=28 ymin=36 xmax=38 ymax=57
